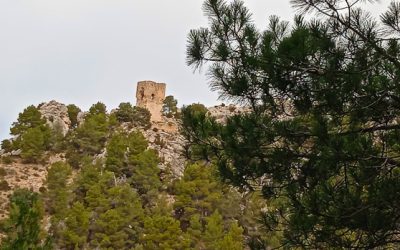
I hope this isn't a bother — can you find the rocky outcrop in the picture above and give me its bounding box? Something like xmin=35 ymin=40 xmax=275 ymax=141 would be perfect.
xmin=144 ymin=125 xmax=185 ymax=177
xmin=39 ymin=100 xmax=71 ymax=136
xmin=208 ymin=104 xmax=251 ymax=123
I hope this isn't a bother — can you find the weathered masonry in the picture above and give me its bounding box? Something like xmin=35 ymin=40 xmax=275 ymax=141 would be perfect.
xmin=136 ymin=80 xmax=166 ymax=122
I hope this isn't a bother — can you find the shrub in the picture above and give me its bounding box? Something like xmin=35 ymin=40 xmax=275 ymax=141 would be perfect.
xmin=0 ymin=167 xmax=7 ymax=177
xmin=132 ymin=107 xmax=151 ymax=129
xmin=1 ymin=139 xmax=13 ymax=153
xmin=1 ymin=156 xmax=13 ymax=164
xmin=67 ymin=104 xmax=81 ymax=128
xmin=0 ymin=180 xmax=10 ymax=191
xmin=39 ymin=186 xmax=46 ymax=193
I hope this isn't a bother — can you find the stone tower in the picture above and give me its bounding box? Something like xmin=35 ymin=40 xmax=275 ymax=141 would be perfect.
xmin=136 ymin=80 xmax=166 ymax=122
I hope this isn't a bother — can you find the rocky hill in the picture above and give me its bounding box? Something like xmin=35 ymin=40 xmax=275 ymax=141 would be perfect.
xmin=0 ymin=100 xmax=247 ymax=216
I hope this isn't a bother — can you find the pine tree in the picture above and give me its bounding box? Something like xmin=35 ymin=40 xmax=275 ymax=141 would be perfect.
xmin=129 ymin=149 xmax=161 ymax=204
xmin=46 ymin=162 xmax=72 ymax=219
xmin=10 ymin=105 xmax=46 ymax=136
xmin=162 ymin=95 xmax=178 ymax=117
xmin=174 ymin=163 xmax=222 ymax=221
xmin=140 ymin=214 xmax=190 ymax=250
xmin=204 ymin=211 xmax=225 ymax=250
xmin=66 ymin=102 xmax=109 ymax=168
xmin=20 ymin=126 xmax=51 ymax=163
xmin=59 ymin=202 xmax=89 ymax=249
xmin=185 ymin=0 xmax=400 ymax=247
xmin=217 ymin=221 xmax=244 ymax=250
xmin=0 ymin=189 xmax=50 ymax=250
xmin=105 ymin=131 xmax=128 ymax=174
xmin=67 ymin=104 xmax=81 ymax=129
xmin=84 ymin=172 xmax=144 ymax=249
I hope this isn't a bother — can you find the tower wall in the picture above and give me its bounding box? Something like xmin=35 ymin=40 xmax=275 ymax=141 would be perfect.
xmin=136 ymin=81 xmax=166 ymax=122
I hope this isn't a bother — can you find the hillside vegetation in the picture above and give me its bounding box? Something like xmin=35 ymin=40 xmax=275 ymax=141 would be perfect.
xmin=2 ymin=0 xmax=400 ymax=249
xmin=0 ymin=101 xmax=266 ymax=250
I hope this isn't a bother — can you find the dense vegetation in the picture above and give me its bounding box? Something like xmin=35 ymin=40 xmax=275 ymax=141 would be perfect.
xmin=183 ymin=0 xmax=400 ymax=248
xmin=1 ymin=0 xmax=400 ymax=249
xmin=0 ymin=100 xmax=265 ymax=250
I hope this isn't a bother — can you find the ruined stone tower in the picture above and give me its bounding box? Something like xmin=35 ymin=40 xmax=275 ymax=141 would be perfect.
xmin=136 ymin=81 xmax=166 ymax=122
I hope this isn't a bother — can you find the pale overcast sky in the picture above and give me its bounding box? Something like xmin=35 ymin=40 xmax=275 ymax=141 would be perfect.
xmin=0 ymin=0 xmax=390 ymax=140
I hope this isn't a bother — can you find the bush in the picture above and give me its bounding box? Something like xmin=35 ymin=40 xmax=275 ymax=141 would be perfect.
xmin=1 ymin=156 xmax=13 ymax=164
xmin=132 ymin=107 xmax=151 ymax=129
xmin=0 ymin=180 xmax=10 ymax=191
xmin=67 ymin=104 xmax=81 ymax=128
xmin=39 ymin=186 xmax=46 ymax=193
xmin=20 ymin=126 xmax=51 ymax=163
xmin=0 ymin=167 xmax=7 ymax=177
xmin=115 ymin=103 xmax=151 ymax=129
xmin=115 ymin=102 xmax=135 ymax=123
xmin=1 ymin=139 xmax=13 ymax=153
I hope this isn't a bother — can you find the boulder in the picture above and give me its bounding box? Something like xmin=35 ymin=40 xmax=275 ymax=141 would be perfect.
xmin=39 ymin=100 xmax=71 ymax=136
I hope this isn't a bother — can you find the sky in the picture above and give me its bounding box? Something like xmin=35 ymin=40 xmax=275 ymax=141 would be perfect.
xmin=0 ymin=0 xmax=390 ymax=141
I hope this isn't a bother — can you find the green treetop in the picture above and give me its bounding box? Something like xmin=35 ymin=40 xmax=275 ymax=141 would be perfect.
xmin=162 ymin=95 xmax=178 ymax=117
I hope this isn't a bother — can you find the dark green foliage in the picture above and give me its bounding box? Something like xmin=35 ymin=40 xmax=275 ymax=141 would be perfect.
xmin=66 ymin=102 xmax=109 ymax=168
xmin=1 ymin=101 xmax=255 ymax=249
xmin=162 ymin=95 xmax=178 ymax=117
xmin=133 ymin=106 xmax=152 ymax=129
xmin=114 ymin=102 xmax=151 ymax=129
xmin=185 ymin=0 xmax=400 ymax=248
xmin=59 ymin=202 xmax=89 ymax=249
xmin=105 ymin=130 xmax=161 ymax=205
xmin=127 ymin=131 xmax=148 ymax=155
xmin=8 ymin=105 xmax=52 ymax=163
xmin=115 ymin=102 xmax=135 ymax=123
xmin=10 ymin=105 xmax=46 ymax=136
xmin=88 ymin=102 xmax=107 ymax=117
xmin=1 ymin=140 xmax=12 ymax=153
xmin=67 ymin=104 xmax=81 ymax=128
xmin=20 ymin=126 xmax=51 ymax=163
xmin=140 ymin=214 xmax=190 ymax=250
xmin=105 ymin=131 xmax=128 ymax=173
xmin=174 ymin=163 xmax=222 ymax=221
xmin=129 ymin=149 xmax=161 ymax=203
xmin=47 ymin=167 xmax=76 ymax=250
xmin=204 ymin=211 xmax=244 ymax=250
xmin=180 ymin=104 xmax=220 ymax=161
xmin=85 ymin=172 xmax=144 ymax=249
xmin=105 ymin=130 xmax=152 ymax=177
xmin=0 ymin=189 xmax=50 ymax=250
xmin=46 ymin=162 xmax=72 ymax=219
xmin=72 ymin=163 xmax=103 ymax=202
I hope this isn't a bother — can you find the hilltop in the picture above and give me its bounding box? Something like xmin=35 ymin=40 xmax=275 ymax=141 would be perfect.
xmin=0 ymin=97 xmax=260 ymax=249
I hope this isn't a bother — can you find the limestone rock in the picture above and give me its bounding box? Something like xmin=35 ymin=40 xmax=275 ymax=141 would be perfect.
xmin=39 ymin=100 xmax=71 ymax=136
xmin=208 ymin=104 xmax=251 ymax=123
xmin=77 ymin=111 xmax=87 ymax=126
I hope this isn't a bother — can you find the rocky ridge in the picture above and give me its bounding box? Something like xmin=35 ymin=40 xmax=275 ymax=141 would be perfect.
xmin=0 ymin=100 xmax=248 ymax=193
